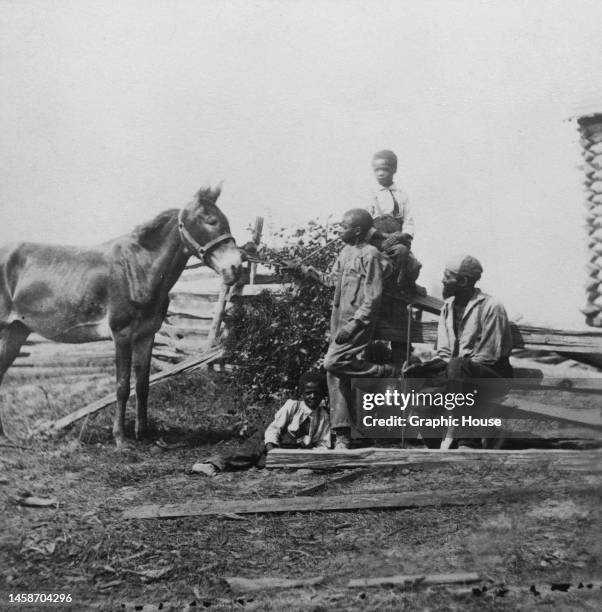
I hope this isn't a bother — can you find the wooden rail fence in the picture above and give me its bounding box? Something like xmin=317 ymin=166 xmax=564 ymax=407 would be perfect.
xmin=155 ymin=272 xmax=602 ymax=361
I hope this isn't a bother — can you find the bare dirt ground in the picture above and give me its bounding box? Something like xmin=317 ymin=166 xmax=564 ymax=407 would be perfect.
xmin=1 ymin=343 xmax=601 ymax=611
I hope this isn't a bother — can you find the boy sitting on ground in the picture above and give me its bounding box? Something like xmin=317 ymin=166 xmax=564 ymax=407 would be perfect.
xmin=190 ymin=372 xmax=331 ymax=476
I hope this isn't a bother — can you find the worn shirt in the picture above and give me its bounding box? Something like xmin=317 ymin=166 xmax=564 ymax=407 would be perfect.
xmin=368 ymin=182 xmax=415 ymax=237
xmin=435 ymin=289 xmax=513 ymax=366
xmin=264 ymin=399 xmax=331 ymax=448
xmin=326 ymin=242 xmax=391 ymax=334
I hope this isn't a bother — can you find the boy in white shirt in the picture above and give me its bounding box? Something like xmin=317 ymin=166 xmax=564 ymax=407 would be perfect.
xmin=191 ymin=372 xmax=330 ymax=476
xmin=368 ymin=150 xmax=422 ymax=366
xmin=369 ymin=149 xmax=415 ymax=247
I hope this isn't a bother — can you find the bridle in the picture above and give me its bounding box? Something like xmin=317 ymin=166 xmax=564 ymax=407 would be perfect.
xmin=177 ymin=208 xmax=235 ymax=264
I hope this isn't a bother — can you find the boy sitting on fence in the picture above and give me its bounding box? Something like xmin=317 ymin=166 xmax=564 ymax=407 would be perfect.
xmin=368 ymin=149 xmax=421 ymax=293
xmin=368 ymin=149 xmax=423 ymax=367
xmin=190 ymin=372 xmax=331 ymax=476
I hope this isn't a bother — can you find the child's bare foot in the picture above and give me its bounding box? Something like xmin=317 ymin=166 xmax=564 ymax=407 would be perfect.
xmin=190 ymin=462 xmax=219 ymax=477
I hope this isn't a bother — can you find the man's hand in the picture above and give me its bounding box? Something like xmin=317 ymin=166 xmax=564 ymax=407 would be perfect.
xmin=265 ymin=443 xmax=277 ymax=452
xmin=300 ymin=265 xmax=321 ymax=282
xmin=382 ymin=231 xmax=413 ymax=251
xmin=402 ymin=362 xmax=428 ymax=378
xmin=403 ymin=358 xmax=447 ymax=378
xmin=335 ymin=320 xmax=361 ymax=344
xmin=279 ymin=259 xmax=302 ymax=275
xmin=279 ymin=261 xmax=321 ymax=282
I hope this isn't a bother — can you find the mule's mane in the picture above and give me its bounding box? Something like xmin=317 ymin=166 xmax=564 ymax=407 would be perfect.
xmin=133 ymin=209 xmax=179 ymax=249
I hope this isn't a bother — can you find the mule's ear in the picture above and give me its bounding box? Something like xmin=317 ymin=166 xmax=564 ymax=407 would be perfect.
xmin=210 ymin=180 xmax=224 ymax=201
xmin=196 ymin=180 xmax=222 ymax=203
xmin=196 ymin=183 xmax=214 ymax=203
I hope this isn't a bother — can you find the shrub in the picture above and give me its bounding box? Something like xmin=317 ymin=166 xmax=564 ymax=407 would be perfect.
xmin=224 ymin=219 xmax=339 ymax=402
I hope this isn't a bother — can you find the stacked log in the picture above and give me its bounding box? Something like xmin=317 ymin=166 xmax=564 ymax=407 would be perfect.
xmin=577 ymin=111 xmax=602 ymax=327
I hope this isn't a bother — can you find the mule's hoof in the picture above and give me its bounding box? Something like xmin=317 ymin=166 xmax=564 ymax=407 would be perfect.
xmin=134 ymin=428 xmax=149 ymax=441
xmin=114 ymin=439 xmax=135 ymax=452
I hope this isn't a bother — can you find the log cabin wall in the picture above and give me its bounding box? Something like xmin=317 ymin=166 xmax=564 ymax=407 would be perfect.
xmin=577 ymin=111 xmax=602 ymax=327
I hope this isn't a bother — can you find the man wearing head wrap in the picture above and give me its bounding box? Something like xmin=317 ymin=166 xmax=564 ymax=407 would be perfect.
xmin=404 ymin=255 xmax=513 ymax=448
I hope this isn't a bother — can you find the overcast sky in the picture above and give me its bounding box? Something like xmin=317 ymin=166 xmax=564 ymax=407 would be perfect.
xmin=2 ymin=0 xmax=602 ymax=327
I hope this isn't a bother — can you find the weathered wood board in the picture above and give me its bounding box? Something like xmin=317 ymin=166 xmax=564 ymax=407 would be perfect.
xmin=265 ymin=448 xmax=602 ymax=470
xmin=50 ymin=345 xmax=224 ymax=430
xmin=347 ymin=572 xmax=480 ymax=588
xmin=377 ymin=320 xmax=602 ymax=354
xmin=123 ymin=481 xmax=598 ymax=520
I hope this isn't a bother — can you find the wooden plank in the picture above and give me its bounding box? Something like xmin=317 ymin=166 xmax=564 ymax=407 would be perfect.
xmin=171 ymin=283 xmax=289 ymax=300
xmin=519 ymin=377 xmax=602 ymax=394
xmin=510 ymin=324 xmax=602 ymax=353
xmin=500 ymin=399 xmax=602 ymax=427
xmin=165 ymin=311 xmax=213 ymax=322
xmin=248 ymin=216 xmax=264 ymax=286
xmin=122 ymin=482 xmax=597 ymax=520
xmin=230 ymin=283 xmax=293 ymax=298
xmin=558 ymin=352 xmax=602 ymax=369
xmin=377 ymin=320 xmax=602 ymax=353
xmin=168 ymin=290 xmax=220 ymax=304
xmin=397 ymin=292 xmax=444 ymax=315
xmin=265 ymin=447 xmax=602 ymax=470
xmin=229 ymin=281 xmax=602 ymax=352
xmin=50 ymin=346 xmax=224 ymax=431
xmin=158 ymin=325 xmax=210 ymax=339
xmin=154 ymin=335 xmax=209 ymax=356
xmin=294 ymin=468 xmax=371 ymax=496
xmin=167 ymin=300 xmax=217 ymax=319
xmin=347 ymin=572 xmax=480 ymax=588
xmin=225 ymin=575 xmax=323 ymax=593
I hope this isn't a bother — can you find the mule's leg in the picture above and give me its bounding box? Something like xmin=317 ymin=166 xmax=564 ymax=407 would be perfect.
xmin=112 ymin=338 xmax=132 ymax=448
xmin=132 ymin=334 xmax=154 ymax=440
xmin=0 ymin=322 xmax=30 ymax=437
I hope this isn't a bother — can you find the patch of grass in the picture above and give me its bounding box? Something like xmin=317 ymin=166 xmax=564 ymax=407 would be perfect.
xmin=1 ymin=353 xmax=601 ymax=611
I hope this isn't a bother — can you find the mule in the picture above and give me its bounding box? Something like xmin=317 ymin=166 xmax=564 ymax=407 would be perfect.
xmin=0 ymin=185 xmax=242 ymax=446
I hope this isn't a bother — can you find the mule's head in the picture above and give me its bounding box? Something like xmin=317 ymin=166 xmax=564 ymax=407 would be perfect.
xmin=178 ymin=184 xmax=242 ymax=285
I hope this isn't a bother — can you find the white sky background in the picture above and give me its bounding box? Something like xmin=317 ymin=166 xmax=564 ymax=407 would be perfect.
xmin=1 ymin=0 xmax=602 ymax=327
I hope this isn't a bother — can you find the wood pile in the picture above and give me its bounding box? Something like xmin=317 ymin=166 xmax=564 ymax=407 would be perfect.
xmin=578 ymin=110 xmax=602 ymax=327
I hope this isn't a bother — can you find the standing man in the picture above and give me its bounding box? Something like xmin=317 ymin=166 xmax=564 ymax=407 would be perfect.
xmin=290 ymin=209 xmax=398 ymax=449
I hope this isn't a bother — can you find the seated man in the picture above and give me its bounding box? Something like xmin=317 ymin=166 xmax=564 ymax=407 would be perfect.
xmin=404 ymin=254 xmax=513 ymax=448
xmin=190 ymin=372 xmax=330 ymax=476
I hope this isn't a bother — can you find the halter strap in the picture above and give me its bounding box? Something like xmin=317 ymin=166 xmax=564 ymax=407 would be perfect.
xmin=177 ymin=209 xmax=234 ymax=264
